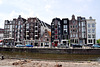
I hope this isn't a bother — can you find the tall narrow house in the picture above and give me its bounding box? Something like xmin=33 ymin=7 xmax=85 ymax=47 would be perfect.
xmin=3 ymin=20 xmax=15 ymax=46
xmin=77 ymin=16 xmax=87 ymax=45
xmin=14 ymin=15 xmax=26 ymax=45
xmin=62 ymin=18 xmax=69 ymax=46
xmin=69 ymin=15 xmax=79 ymax=44
xmin=86 ymin=17 xmax=96 ymax=45
xmin=51 ymin=18 xmax=62 ymax=47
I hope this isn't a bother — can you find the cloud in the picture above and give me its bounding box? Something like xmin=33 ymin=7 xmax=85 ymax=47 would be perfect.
xmin=0 ymin=0 xmax=2 ymax=4
xmin=45 ymin=5 xmax=51 ymax=12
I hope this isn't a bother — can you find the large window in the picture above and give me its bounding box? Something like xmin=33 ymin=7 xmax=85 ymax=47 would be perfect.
xmin=92 ymin=34 xmax=95 ymax=38
xmin=92 ymin=29 xmax=95 ymax=33
xmin=88 ymin=39 xmax=92 ymax=43
xmin=71 ymin=34 xmax=72 ymax=37
xmin=83 ymin=22 xmax=85 ymax=26
xmin=88 ymin=23 xmax=90 ymax=28
xmin=88 ymin=29 xmax=91 ymax=33
xmin=26 ymin=23 xmax=29 ymax=28
xmin=64 ymin=25 xmax=67 ymax=29
xmin=10 ymin=25 xmax=12 ymax=31
xmin=88 ymin=34 xmax=91 ymax=38
xmin=73 ymin=34 xmax=75 ymax=37
xmin=76 ymin=34 xmax=78 ymax=37
xmin=64 ymin=20 xmax=67 ymax=24
xmin=92 ymin=23 xmax=95 ymax=27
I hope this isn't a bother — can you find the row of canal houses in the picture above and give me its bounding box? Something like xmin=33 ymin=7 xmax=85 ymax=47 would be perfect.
xmin=3 ymin=15 xmax=96 ymax=47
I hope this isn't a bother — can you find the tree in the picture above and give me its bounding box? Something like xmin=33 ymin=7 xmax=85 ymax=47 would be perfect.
xmin=97 ymin=39 xmax=100 ymax=44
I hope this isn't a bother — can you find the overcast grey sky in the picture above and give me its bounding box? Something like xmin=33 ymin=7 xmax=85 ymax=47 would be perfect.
xmin=0 ymin=0 xmax=100 ymax=39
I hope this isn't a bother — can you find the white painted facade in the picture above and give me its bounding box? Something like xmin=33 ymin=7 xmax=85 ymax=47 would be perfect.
xmin=0 ymin=33 xmax=3 ymax=40
xmin=86 ymin=17 xmax=96 ymax=45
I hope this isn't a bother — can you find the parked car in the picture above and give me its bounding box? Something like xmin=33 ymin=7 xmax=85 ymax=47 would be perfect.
xmin=57 ymin=44 xmax=69 ymax=48
xmin=15 ymin=44 xmax=26 ymax=47
xmin=91 ymin=44 xmax=100 ymax=48
xmin=72 ymin=44 xmax=82 ymax=48
xmin=25 ymin=44 xmax=33 ymax=47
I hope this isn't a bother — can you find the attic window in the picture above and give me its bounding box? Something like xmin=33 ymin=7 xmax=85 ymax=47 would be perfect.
xmin=72 ymin=20 xmax=75 ymax=24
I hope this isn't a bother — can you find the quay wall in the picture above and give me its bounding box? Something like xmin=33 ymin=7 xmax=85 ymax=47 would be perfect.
xmin=0 ymin=47 xmax=100 ymax=55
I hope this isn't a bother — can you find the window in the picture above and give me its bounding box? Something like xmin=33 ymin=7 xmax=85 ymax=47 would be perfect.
xmin=59 ymin=30 xmax=60 ymax=33
xmin=83 ymin=22 xmax=85 ymax=26
xmin=71 ymin=26 xmax=72 ymax=28
xmin=88 ymin=34 xmax=91 ymax=38
xmin=16 ymin=25 xmax=17 ymax=28
xmin=92 ymin=34 xmax=95 ymax=38
xmin=72 ymin=20 xmax=75 ymax=24
xmin=76 ymin=34 xmax=78 ymax=37
xmin=64 ymin=20 xmax=67 ymax=24
xmin=64 ymin=25 xmax=67 ymax=29
xmin=76 ymin=30 xmax=78 ymax=32
xmin=18 ymin=21 xmax=20 ymax=25
xmin=73 ymin=30 xmax=75 ymax=32
xmin=36 ymin=36 xmax=38 ymax=39
xmin=52 ymin=31 xmax=54 ymax=33
xmin=58 ymin=21 xmax=60 ymax=25
xmin=20 ymin=25 xmax=22 ymax=28
xmin=47 ymin=39 xmax=49 ymax=41
xmin=59 ymin=25 xmax=60 ymax=28
xmin=26 ymin=23 xmax=29 ymax=28
xmin=55 ymin=30 xmax=57 ymax=34
xmin=88 ymin=40 xmax=92 ymax=43
xmin=8 ymin=25 xmax=10 ymax=28
xmin=79 ymin=34 xmax=81 ymax=37
xmin=36 ymin=27 xmax=38 ymax=30
xmin=73 ymin=34 xmax=75 ymax=37
xmin=10 ymin=25 xmax=12 ymax=31
xmin=52 ymin=25 xmax=54 ymax=28
xmin=70 ymin=30 xmax=72 ymax=33
xmin=88 ymin=24 xmax=90 ymax=28
xmin=79 ymin=28 xmax=81 ymax=32
xmin=79 ymin=22 xmax=80 ymax=26
xmin=71 ymin=34 xmax=72 ymax=37
xmin=88 ymin=29 xmax=91 ymax=33
xmin=76 ymin=25 xmax=77 ymax=28
xmin=92 ymin=29 xmax=95 ymax=33
xmin=92 ymin=23 xmax=95 ymax=27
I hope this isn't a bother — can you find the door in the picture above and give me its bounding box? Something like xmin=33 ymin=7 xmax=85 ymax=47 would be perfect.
xmin=55 ymin=41 xmax=58 ymax=47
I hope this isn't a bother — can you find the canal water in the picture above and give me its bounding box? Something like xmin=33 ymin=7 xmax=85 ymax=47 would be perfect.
xmin=0 ymin=51 xmax=100 ymax=61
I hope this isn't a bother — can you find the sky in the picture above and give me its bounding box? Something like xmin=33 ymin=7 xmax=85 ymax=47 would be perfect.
xmin=0 ymin=0 xmax=100 ymax=39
